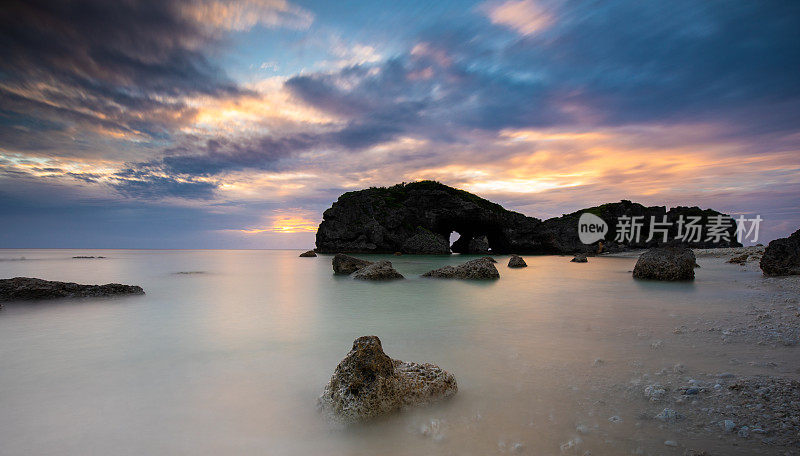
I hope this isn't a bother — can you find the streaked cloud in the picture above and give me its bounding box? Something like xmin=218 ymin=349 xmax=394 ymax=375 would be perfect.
xmin=483 ymin=0 xmax=554 ymax=36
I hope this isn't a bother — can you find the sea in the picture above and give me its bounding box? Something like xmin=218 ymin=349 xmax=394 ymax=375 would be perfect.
xmin=0 ymin=249 xmax=772 ymax=455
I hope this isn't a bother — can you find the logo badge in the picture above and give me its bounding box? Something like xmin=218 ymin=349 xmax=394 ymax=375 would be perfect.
xmin=578 ymin=213 xmax=608 ymax=244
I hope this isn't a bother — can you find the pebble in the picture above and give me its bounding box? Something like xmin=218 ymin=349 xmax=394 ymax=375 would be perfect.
xmin=655 ymin=408 xmax=680 ymax=422
xmin=737 ymin=426 xmax=750 ymax=438
xmin=559 ymin=437 xmax=582 ymax=453
xmin=685 ymin=387 xmax=700 ymax=395
xmin=723 ymin=419 xmax=736 ymax=433
xmin=664 ymin=440 xmax=678 ymax=447
xmin=608 ymin=415 xmax=622 ymax=423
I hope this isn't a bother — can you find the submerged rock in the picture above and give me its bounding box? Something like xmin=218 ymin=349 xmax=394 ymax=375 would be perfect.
xmin=507 ymin=255 xmax=527 ymax=268
xmin=422 ymin=257 xmax=500 ymax=279
xmin=727 ymin=254 xmax=747 ymax=264
xmin=299 ymin=250 xmax=317 ymax=257
xmin=760 ymin=228 xmax=800 ymax=276
xmin=571 ymin=254 xmax=588 ymax=263
xmin=318 ymin=336 xmax=457 ymax=423
xmin=0 ymin=277 xmax=144 ymax=301
xmin=352 ymin=261 xmax=404 ymax=280
xmin=632 ymin=245 xmax=696 ymax=281
xmin=332 ymin=254 xmax=372 ymax=275
xmin=401 ymin=227 xmax=450 ymax=254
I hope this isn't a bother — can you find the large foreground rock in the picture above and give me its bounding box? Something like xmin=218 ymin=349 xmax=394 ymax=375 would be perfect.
xmin=332 ymin=254 xmax=372 ymax=275
xmin=507 ymin=255 xmax=527 ymax=268
xmin=352 ymin=261 xmax=404 ymax=280
xmin=0 ymin=277 xmax=144 ymax=301
xmin=760 ymin=228 xmax=800 ymax=276
xmin=632 ymin=246 xmax=696 ymax=281
xmin=318 ymin=336 xmax=457 ymax=424
xmin=422 ymin=257 xmax=500 ymax=279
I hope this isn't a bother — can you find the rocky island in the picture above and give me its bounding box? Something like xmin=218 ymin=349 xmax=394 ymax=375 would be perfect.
xmin=0 ymin=277 xmax=145 ymax=302
xmin=315 ymin=181 xmax=740 ymax=255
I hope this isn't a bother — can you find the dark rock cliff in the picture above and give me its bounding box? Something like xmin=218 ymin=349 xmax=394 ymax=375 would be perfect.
xmin=315 ymin=181 xmax=741 ymax=254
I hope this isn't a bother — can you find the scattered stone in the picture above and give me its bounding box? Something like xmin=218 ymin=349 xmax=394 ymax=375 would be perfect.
xmin=571 ymin=254 xmax=588 ymax=263
xmin=664 ymin=440 xmax=678 ymax=447
xmin=0 ymin=277 xmax=144 ymax=301
xmin=633 ymin=245 xmax=696 ymax=281
xmin=684 ymin=387 xmax=699 ymax=395
xmin=507 ymin=255 xmax=527 ymax=268
xmin=318 ymin=336 xmax=457 ymax=424
xmin=422 ymin=257 xmax=500 ymax=280
xmin=722 ymin=419 xmax=736 ymax=433
xmin=299 ymin=250 xmax=317 ymax=257
xmin=655 ymin=408 xmax=680 ymax=422
xmin=645 ymin=384 xmax=667 ymax=401
xmin=332 ymin=254 xmax=372 ymax=275
xmin=559 ymin=437 xmax=582 ymax=453
xmin=351 ymin=260 xmax=404 ymax=280
xmin=737 ymin=426 xmax=750 ymax=438
xmin=760 ymin=227 xmax=800 ymax=276
xmin=608 ymin=415 xmax=621 ymax=423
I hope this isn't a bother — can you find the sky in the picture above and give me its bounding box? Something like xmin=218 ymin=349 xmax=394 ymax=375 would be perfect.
xmin=0 ymin=0 xmax=798 ymax=249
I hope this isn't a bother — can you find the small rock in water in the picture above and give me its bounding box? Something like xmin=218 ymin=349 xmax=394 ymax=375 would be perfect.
xmin=507 ymin=254 xmax=527 ymax=268
xmin=650 ymin=340 xmax=664 ymax=349
xmin=684 ymin=387 xmax=699 ymax=395
xmin=559 ymin=437 xmax=582 ymax=453
xmin=571 ymin=254 xmax=588 ymax=263
xmin=576 ymin=424 xmax=590 ymax=434
xmin=419 ymin=418 xmax=445 ymax=442
xmin=608 ymin=415 xmax=622 ymax=423
xmin=592 ymin=358 xmax=604 ymax=367
xmin=664 ymin=440 xmax=678 ymax=447
xmin=299 ymin=250 xmax=317 ymax=257
xmin=673 ymin=363 xmax=686 ymax=373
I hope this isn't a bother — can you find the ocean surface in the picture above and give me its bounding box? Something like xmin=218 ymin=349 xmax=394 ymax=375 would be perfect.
xmin=0 ymin=249 xmax=770 ymax=455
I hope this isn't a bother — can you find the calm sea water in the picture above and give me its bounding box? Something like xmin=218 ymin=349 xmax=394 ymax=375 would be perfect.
xmin=0 ymin=250 xmax=769 ymax=455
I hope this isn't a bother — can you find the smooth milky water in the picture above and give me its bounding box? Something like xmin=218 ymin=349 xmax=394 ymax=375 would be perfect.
xmin=0 ymin=250 xmax=773 ymax=455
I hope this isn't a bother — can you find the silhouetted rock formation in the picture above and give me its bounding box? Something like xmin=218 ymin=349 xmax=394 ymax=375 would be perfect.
xmin=422 ymin=257 xmax=500 ymax=279
xmin=632 ymin=245 xmax=696 ymax=281
xmin=299 ymin=250 xmax=317 ymax=257
xmin=760 ymin=228 xmax=800 ymax=276
xmin=315 ymin=182 xmax=741 ymax=254
xmin=318 ymin=336 xmax=457 ymax=423
xmin=332 ymin=254 xmax=372 ymax=275
xmin=316 ymin=181 xmax=542 ymax=254
xmin=0 ymin=277 xmax=144 ymax=301
xmin=352 ymin=261 xmax=404 ymax=280
xmin=401 ymin=227 xmax=450 ymax=254
xmin=507 ymin=255 xmax=527 ymax=268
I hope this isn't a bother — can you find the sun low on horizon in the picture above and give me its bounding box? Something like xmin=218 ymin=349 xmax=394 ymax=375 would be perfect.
xmin=1 ymin=0 xmax=799 ymax=249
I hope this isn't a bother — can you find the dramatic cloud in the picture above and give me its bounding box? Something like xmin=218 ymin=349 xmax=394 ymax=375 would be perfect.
xmin=0 ymin=0 xmax=798 ymax=247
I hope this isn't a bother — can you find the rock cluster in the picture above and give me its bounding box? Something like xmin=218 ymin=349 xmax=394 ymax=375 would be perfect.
xmin=351 ymin=261 xmax=404 ymax=280
xmin=332 ymin=254 xmax=373 ymax=274
xmin=318 ymin=336 xmax=457 ymax=423
xmin=760 ymin=228 xmax=800 ymax=276
xmin=632 ymin=245 xmax=696 ymax=281
xmin=299 ymin=250 xmax=317 ymax=257
xmin=0 ymin=277 xmax=144 ymax=301
xmin=422 ymin=257 xmax=500 ymax=279
xmin=507 ymin=255 xmax=527 ymax=268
